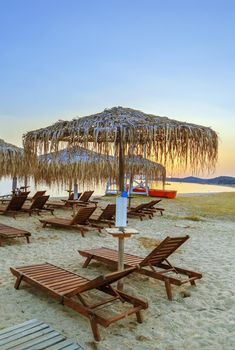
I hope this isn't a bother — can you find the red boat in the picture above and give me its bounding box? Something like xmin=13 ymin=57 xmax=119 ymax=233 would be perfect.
xmin=148 ymin=189 xmax=177 ymax=198
xmin=133 ymin=187 xmax=177 ymax=198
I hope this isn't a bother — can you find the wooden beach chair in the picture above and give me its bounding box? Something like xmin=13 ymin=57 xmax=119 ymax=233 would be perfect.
xmin=136 ymin=200 xmax=165 ymax=217
xmin=79 ymin=235 xmax=202 ymax=300
xmin=46 ymin=193 xmax=82 ymax=209
xmin=62 ymin=192 xmax=82 ymax=207
xmin=22 ymin=195 xmax=54 ymax=215
xmin=76 ymin=191 xmax=98 ymax=207
xmin=89 ymin=204 xmax=116 ymax=228
xmin=0 ymin=319 xmax=84 ymax=349
xmin=127 ymin=203 xmax=153 ymax=220
xmin=0 ymin=223 xmax=31 ymax=245
xmin=0 ymin=191 xmax=30 ymax=204
xmin=10 ymin=263 xmax=148 ymax=341
xmin=26 ymin=190 xmax=46 ymax=202
xmin=40 ymin=206 xmax=96 ymax=236
xmin=0 ymin=196 xmax=27 ymax=218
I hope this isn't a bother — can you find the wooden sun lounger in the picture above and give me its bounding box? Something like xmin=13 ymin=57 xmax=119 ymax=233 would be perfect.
xmin=75 ymin=191 xmax=98 ymax=207
xmin=0 ymin=319 xmax=84 ymax=349
xmin=26 ymin=190 xmax=47 ymax=202
xmin=137 ymin=200 xmax=165 ymax=216
xmin=0 ymin=223 xmax=31 ymax=245
xmin=40 ymin=206 xmax=96 ymax=237
xmin=22 ymin=195 xmax=54 ymax=216
xmin=127 ymin=203 xmax=153 ymax=220
xmin=10 ymin=263 xmax=148 ymax=341
xmin=79 ymin=235 xmax=202 ymax=300
xmin=0 ymin=191 xmax=30 ymax=204
xmin=0 ymin=196 xmax=27 ymax=218
xmin=89 ymin=204 xmax=116 ymax=228
xmin=46 ymin=193 xmax=82 ymax=209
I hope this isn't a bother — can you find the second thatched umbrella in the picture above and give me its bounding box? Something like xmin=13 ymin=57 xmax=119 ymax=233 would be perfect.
xmin=35 ymin=146 xmax=166 ymax=191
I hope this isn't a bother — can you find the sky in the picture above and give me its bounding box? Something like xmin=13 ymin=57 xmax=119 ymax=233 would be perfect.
xmin=0 ymin=0 xmax=234 ymax=177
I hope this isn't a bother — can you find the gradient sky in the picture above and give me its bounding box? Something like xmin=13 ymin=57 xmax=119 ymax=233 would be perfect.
xmin=0 ymin=0 xmax=234 ymax=177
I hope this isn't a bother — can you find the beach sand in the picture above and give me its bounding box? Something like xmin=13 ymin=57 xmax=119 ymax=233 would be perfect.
xmin=0 ymin=192 xmax=235 ymax=350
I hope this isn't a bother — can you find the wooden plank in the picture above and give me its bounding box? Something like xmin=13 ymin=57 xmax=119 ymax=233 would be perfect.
xmin=0 ymin=319 xmax=40 ymax=337
xmin=0 ymin=320 xmax=83 ymax=350
xmin=0 ymin=326 xmax=54 ymax=349
xmin=0 ymin=323 xmax=48 ymax=344
xmin=1 ymin=331 xmax=62 ymax=350
xmin=40 ymin=339 xmax=81 ymax=349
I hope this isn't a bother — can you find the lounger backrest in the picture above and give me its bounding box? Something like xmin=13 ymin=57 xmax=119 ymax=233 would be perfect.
xmin=144 ymin=200 xmax=162 ymax=209
xmin=31 ymin=191 xmax=46 ymax=201
xmin=65 ymin=267 xmax=137 ymax=296
xmin=68 ymin=192 xmax=82 ymax=200
xmin=30 ymin=195 xmax=50 ymax=209
xmin=79 ymin=191 xmax=94 ymax=202
xmin=99 ymin=204 xmax=116 ymax=220
xmin=18 ymin=191 xmax=30 ymax=197
xmin=71 ymin=206 xmax=96 ymax=225
xmin=6 ymin=196 xmax=27 ymax=211
xmin=129 ymin=203 xmax=148 ymax=213
xmin=140 ymin=236 xmax=190 ymax=266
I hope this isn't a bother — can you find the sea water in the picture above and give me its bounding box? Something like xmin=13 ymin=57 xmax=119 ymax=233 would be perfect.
xmin=0 ymin=178 xmax=234 ymax=197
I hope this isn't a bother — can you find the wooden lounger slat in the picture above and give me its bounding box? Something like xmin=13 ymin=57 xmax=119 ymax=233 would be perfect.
xmin=36 ymin=273 xmax=86 ymax=282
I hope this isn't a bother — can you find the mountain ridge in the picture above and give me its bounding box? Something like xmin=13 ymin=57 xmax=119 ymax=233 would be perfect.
xmin=167 ymin=176 xmax=235 ymax=185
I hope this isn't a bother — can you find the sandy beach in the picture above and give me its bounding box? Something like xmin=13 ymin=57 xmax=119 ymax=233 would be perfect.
xmin=0 ymin=192 xmax=235 ymax=350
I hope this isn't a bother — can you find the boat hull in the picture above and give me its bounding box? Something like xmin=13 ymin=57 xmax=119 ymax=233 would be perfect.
xmin=133 ymin=187 xmax=177 ymax=198
xmin=148 ymin=189 xmax=177 ymax=198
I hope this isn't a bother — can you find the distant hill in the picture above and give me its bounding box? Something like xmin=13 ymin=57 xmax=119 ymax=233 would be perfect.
xmin=167 ymin=176 xmax=235 ymax=185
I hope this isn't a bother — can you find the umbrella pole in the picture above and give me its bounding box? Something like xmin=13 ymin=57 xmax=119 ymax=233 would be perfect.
xmin=12 ymin=177 xmax=17 ymax=195
xmin=118 ymin=141 xmax=125 ymax=192
xmin=117 ymin=140 xmax=126 ymax=290
xmin=73 ymin=181 xmax=78 ymax=216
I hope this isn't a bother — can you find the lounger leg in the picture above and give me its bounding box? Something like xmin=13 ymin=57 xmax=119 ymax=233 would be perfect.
xmin=42 ymin=222 xmax=47 ymax=228
xmin=90 ymin=317 xmax=101 ymax=341
xmin=83 ymin=255 xmax=93 ymax=268
xmin=14 ymin=274 xmax=23 ymax=289
xmin=26 ymin=236 xmax=30 ymax=243
xmin=164 ymin=279 xmax=173 ymax=301
xmin=136 ymin=310 xmax=143 ymax=323
xmin=80 ymin=229 xmax=85 ymax=238
xmin=190 ymin=280 xmax=196 ymax=286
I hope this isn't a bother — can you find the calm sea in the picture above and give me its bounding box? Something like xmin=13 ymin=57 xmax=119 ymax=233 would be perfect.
xmin=0 ymin=178 xmax=234 ymax=197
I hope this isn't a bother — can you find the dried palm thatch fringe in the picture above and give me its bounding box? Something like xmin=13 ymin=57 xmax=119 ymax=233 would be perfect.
xmin=0 ymin=139 xmax=27 ymax=178
xmin=23 ymin=106 xmax=218 ymax=174
xmin=35 ymin=146 xmax=166 ymax=188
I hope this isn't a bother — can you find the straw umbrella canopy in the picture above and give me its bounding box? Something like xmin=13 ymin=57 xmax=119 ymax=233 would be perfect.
xmin=24 ymin=106 xmax=218 ymax=192
xmin=0 ymin=139 xmax=25 ymax=179
xmin=35 ymin=146 xmax=113 ymax=188
xmin=35 ymin=146 xmax=166 ymax=189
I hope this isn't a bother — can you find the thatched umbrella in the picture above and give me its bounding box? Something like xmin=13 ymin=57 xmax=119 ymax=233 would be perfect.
xmin=35 ymin=146 xmax=112 ymax=189
xmin=0 ymin=139 xmax=27 ymax=192
xmin=35 ymin=146 xmax=166 ymax=192
xmin=23 ymin=106 xmax=218 ymax=192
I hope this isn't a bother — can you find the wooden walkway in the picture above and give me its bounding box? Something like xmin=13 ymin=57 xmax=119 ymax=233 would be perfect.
xmin=0 ymin=319 xmax=84 ymax=350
